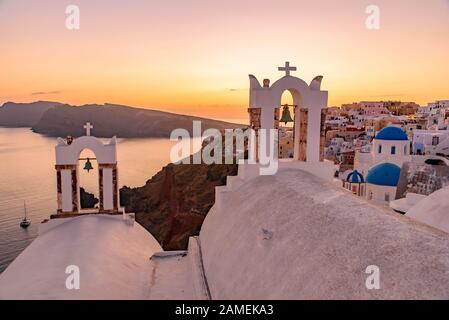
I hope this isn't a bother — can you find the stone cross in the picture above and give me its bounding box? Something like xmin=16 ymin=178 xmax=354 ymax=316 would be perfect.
xmin=83 ymin=122 xmax=93 ymax=136
xmin=278 ymin=61 xmax=297 ymax=76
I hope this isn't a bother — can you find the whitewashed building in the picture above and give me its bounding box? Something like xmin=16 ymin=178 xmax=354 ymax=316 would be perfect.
xmin=413 ymin=130 xmax=449 ymax=156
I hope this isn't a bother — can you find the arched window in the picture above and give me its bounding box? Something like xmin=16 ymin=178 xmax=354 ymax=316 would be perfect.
xmin=391 ymin=146 xmax=396 ymax=155
xmin=378 ymin=145 xmax=382 ymax=154
xmin=404 ymin=144 xmax=407 ymax=155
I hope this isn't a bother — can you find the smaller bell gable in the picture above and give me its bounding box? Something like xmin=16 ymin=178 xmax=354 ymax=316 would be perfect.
xmin=55 ymin=135 xmax=117 ymax=165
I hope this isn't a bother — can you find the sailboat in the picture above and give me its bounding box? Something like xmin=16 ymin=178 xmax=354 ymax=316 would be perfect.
xmin=20 ymin=201 xmax=31 ymax=229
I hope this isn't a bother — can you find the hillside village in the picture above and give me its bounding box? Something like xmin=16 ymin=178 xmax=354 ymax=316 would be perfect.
xmin=279 ymin=99 xmax=449 ymax=212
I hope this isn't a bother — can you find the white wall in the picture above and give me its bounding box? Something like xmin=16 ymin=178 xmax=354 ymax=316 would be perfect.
xmin=373 ymin=139 xmax=410 ymax=168
xmin=56 ymin=136 xmax=117 ymax=165
xmin=102 ymin=168 xmax=114 ymax=210
xmin=366 ymin=184 xmax=397 ymax=203
xmin=61 ymin=169 xmax=73 ymax=212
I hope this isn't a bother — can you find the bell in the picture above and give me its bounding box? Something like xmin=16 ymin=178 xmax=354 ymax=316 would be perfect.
xmin=83 ymin=158 xmax=94 ymax=172
xmin=280 ymin=104 xmax=294 ymax=124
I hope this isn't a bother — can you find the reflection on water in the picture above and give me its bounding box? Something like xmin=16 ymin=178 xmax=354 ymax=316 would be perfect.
xmin=0 ymin=127 xmax=201 ymax=273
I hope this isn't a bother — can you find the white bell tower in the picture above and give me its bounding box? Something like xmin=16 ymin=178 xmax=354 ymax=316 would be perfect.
xmin=54 ymin=123 xmax=122 ymax=216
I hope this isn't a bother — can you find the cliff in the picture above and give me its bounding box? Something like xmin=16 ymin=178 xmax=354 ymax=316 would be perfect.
xmin=120 ymin=161 xmax=238 ymax=250
xmin=32 ymin=103 xmax=243 ymax=138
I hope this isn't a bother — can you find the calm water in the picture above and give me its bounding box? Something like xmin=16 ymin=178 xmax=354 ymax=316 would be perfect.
xmin=0 ymin=127 xmax=204 ymax=273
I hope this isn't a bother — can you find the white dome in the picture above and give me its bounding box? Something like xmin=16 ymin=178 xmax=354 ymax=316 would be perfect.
xmin=407 ymin=186 xmax=449 ymax=234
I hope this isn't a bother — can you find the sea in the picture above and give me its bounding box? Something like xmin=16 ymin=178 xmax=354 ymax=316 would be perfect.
xmin=0 ymin=121 xmax=247 ymax=273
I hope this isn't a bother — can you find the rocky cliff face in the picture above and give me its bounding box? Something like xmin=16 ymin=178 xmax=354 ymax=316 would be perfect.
xmin=120 ymin=161 xmax=238 ymax=250
xmin=80 ymin=187 xmax=99 ymax=209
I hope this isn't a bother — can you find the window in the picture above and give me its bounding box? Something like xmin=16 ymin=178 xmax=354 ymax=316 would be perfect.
xmin=378 ymin=145 xmax=382 ymax=154
xmin=404 ymin=145 xmax=407 ymax=155
xmin=385 ymin=193 xmax=390 ymax=202
xmin=432 ymin=136 xmax=440 ymax=146
xmin=391 ymin=146 xmax=396 ymax=155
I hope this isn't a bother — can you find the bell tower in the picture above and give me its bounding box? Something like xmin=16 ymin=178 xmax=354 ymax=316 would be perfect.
xmin=54 ymin=122 xmax=122 ymax=216
xmin=244 ymin=62 xmax=334 ymax=181
xmin=248 ymin=62 xmax=328 ymax=162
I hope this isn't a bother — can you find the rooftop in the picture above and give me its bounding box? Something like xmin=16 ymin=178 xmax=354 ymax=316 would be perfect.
xmin=2 ymin=168 xmax=449 ymax=299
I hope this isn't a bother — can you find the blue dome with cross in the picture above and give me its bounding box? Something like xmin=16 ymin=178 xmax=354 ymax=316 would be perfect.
xmin=346 ymin=170 xmax=365 ymax=183
xmin=366 ymin=163 xmax=401 ymax=187
xmin=375 ymin=126 xmax=408 ymax=141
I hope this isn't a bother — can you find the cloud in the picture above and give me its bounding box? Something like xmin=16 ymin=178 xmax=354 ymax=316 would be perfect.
xmin=225 ymin=88 xmax=243 ymax=92
xmin=31 ymin=91 xmax=61 ymax=96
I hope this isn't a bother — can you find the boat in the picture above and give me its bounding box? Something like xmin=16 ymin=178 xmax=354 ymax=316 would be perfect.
xmin=20 ymin=201 xmax=31 ymax=229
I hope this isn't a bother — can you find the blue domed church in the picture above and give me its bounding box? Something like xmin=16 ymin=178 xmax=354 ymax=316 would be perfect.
xmin=351 ymin=126 xmax=410 ymax=203
xmin=354 ymin=126 xmax=411 ymax=179
xmin=342 ymin=170 xmax=366 ymax=196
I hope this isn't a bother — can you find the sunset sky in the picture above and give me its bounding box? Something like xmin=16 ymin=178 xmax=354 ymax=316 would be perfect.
xmin=1 ymin=0 xmax=448 ymax=119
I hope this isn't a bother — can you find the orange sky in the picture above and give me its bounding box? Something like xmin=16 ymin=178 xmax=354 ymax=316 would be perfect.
xmin=1 ymin=0 xmax=448 ymax=119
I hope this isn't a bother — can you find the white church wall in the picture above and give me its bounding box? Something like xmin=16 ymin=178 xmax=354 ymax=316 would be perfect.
xmin=102 ymin=168 xmax=114 ymax=210
xmin=355 ymin=137 xmax=411 ymax=178
xmin=373 ymin=139 xmax=410 ymax=168
xmin=307 ymin=107 xmax=323 ymax=162
xmin=366 ymin=184 xmax=397 ymax=203
xmin=56 ymin=136 xmax=117 ymax=165
xmin=61 ymin=169 xmax=73 ymax=212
